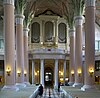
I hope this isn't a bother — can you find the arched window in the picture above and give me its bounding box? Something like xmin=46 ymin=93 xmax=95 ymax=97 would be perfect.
xmin=31 ymin=22 xmax=40 ymax=43
xmin=45 ymin=21 xmax=53 ymax=42
xmin=58 ymin=23 xmax=66 ymax=43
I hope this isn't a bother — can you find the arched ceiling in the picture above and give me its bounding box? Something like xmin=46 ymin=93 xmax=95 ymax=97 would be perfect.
xmin=0 ymin=0 xmax=100 ymax=26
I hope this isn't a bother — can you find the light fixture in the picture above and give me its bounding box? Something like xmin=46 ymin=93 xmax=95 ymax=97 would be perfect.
xmin=55 ymin=42 xmax=58 ymax=45
xmin=71 ymin=70 xmax=74 ymax=76
xmin=41 ymin=42 xmax=43 ymax=44
xmin=6 ymin=67 xmax=11 ymax=76
xmin=65 ymin=78 xmax=69 ymax=81
xmin=17 ymin=71 xmax=21 ymax=77
xmin=89 ymin=68 xmax=94 ymax=77
xmin=77 ymin=69 xmax=81 ymax=77
xmin=61 ymin=72 xmax=63 ymax=76
xmin=59 ymin=71 xmax=61 ymax=73
xmin=35 ymin=72 xmax=37 ymax=76
xmin=24 ymin=71 xmax=27 ymax=77
xmin=60 ymin=78 xmax=63 ymax=81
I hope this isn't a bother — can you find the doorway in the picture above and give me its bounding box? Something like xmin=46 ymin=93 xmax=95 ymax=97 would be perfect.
xmin=45 ymin=67 xmax=53 ymax=87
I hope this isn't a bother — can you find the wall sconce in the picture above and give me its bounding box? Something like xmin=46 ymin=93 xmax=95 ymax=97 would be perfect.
xmin=77 ymin=69 xmax=81 ymax=77
xmin=35 ymin=72 xmax=37 ymax=76
xmin=55 ymin=42 xmax=58 ymax=45
xmin=71 ymin=70 xmax=74 ymax=76
xmin=24 ymin=71 xmax=27 ymax=77
xmin=59 ymin=71 xmax=61 ymax=74
xmin=41 ymin=42 xmax=43 ymax=45
xmin=37 ymin=71 xmax=39 ymax=73
xmin=17 ymin=71 xmax=21 ymax=77
xmin=61 ymin=72 xmax=63 ymax=76
xmin=89 ymin=68 xmax=94 ymax=77
xmin=6 ymin=67 xmax=11 ymax=76
xmin=59 ymin=71 xmax=63 ymax=76
xmin=60 ymin=78 xmax=63 ymax=82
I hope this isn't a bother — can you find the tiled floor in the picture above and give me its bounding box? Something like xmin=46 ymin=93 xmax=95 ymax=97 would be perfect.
xmin=37 ymin=88 xmax=65 ymax=98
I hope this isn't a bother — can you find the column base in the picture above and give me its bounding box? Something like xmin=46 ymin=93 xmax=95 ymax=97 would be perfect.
xmin=2 ymin=85 xmax=19 ymax=91
xmin=16 ymin=83 xmax=27 ymax=88
xmin=24 ymin=82 xmax=30 ymax=86
xmin=54 ymin=85 xmax=58 ymax=90
xmin=68 ymin=82 xmax=74 ymax=86
xmin=73 ymin=83 xmax=83 ymax=88
xmin=81 ymin=85 xmax=97 ymax=91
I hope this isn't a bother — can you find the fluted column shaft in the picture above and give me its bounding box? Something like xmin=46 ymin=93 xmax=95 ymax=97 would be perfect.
xmin=81 ymin=0 xmax=95 ymax=91
xmin=40 ymin=59 xmax=44 ymax=86
xmin=69 ymin=29 xmax=75 ymax=85
xmin=54 ymin=59 xmax=58 ymax=89
xmin=4 ymin=0 xmax=15 ymax=86
xmin=23 ymin=28 xmax=29 ymax=83
xmin=73 ymin=16 xmax=83 ymax=87
xmin=15 ymin=14 xmax=24 ymax=83
xmin=32 ymin=60 xmax=34 ymax=84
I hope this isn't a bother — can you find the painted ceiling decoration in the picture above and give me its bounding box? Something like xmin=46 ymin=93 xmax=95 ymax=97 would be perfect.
xmin=0 ymin=0 xmax=99 ymax=26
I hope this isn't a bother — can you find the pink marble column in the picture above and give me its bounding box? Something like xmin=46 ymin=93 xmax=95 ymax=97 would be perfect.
xmin=23 ymin=28 xmax=30 ymax=85
xmin=68 ymin=29 xmax=75 ymax=86
xmin=3 ymin=0 xmax=18 ymax=91
xmin=81 ymin=0 xmax=95 ymax=91
xmin=15 ymin=14 xmax=25 ymax=87
xmin=73 ymin=16 xmax=83 ymax=87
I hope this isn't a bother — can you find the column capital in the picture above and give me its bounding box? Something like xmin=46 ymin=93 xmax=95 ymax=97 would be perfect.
xmin=3 ymin=0 xmax=14 ymax=5
xmin=15 ymin=14 xmax=25 ymax=25
xmin=85 ymin=0 xmax=95 ymax=7
xmin=23 ymin=28 xmax=29 ymax=37
xmin=69 ymin=29 xmax=75 ymax=37
xmin=74 ymin=16 xmax=84 ymax=27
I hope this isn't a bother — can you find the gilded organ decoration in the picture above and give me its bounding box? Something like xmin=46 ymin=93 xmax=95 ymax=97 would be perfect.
xmin=31 ymin=22 xmax=40 ymax=43
xmin=58 ymin=23 xmax=66 ymax=43
xmin=45 ymin=21 xmax=54 ymax=42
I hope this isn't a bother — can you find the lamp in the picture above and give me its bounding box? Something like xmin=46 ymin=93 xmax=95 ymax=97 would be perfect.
xmin=6 ymin=67 xmax=11 ymax=76
xmin=35 ymin=72 xmax=37 ymax=76
xmin=59 ymin=71 xmax=61 ymax=74
xmin=60 ymin=78 xmax=63 ymax=82
xmin=61 ymin=72 xmax=63 ymax=76
xmin=77 ymin=69 xmax=81 ymax=77
xmin=71 ymin=70 xmax=74 ymax=76
xmin=41 ymin=42 xmax=43 ymax=45
xmin=17 ymin=71 xmax=21 ymax=77
xmin=24 ymin=71 xmax=27 ymax=77
xmin=89 ymin=68 xmax=94 ymax=77
xmin=37 ymin=70 xmax=39 ymax=73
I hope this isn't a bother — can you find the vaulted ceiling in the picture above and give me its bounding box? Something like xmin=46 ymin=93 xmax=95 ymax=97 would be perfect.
xmin=0 ymin=0 xmax=100 ymax=26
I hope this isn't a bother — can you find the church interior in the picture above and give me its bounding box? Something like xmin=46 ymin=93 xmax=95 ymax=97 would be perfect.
xmin=0 ymin=0 xmax=100 ymax=98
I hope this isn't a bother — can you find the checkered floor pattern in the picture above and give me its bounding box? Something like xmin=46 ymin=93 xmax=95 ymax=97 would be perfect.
xmin=37 ymin=88 xmax=65 ymax=98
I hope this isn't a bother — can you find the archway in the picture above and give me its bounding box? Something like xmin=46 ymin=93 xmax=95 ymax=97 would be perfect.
xmin=44 ymin=67 xmax=53 ymax=87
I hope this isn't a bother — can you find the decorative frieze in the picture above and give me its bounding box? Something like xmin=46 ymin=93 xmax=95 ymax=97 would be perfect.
xmin=4 ymin=0 xmax=14 ymax=5
xmin=69 ymin=29 xmax=75 ymax=37
xmin=74 ymin=16 xmax=84 ymax=27
xmin=23 ymin=28 xmax=29 ymax=37
xmin=15 ymin=14 xmax=25 ymax=25
xmin=85 ymin=0 xmax=95 ymax=7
